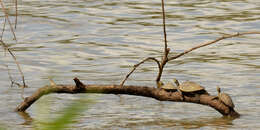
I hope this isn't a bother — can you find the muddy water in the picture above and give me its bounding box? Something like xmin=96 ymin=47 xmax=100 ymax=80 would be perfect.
xmin=0 ymin=0 xmax=259 ymax=129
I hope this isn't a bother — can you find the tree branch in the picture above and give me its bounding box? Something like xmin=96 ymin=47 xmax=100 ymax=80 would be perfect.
xmin=16 ymin=78 xmax=240 ymax=118
xmin=155 ymin=0 xmax=170 ymax=84
xmin=1 ymin=17 xmax=6 ymax=40
xmin=168 ymin=31 xmax=260 ymax=61
xmin=15 ymin=0 xmax=18 ymax=29
xmin=0 ymin=40 xmax=27 ymax=92
xmin=0 ymin=0 xmax=17 ymax=40
xmin=161 ymin=0 xmax=168 ymax=54
xmin=120 ymin=57 xmax=161 ymax=87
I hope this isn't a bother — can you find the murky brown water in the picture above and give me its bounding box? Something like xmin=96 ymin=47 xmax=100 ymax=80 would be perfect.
xmin=0 ymin=0 xmax=259 ymax=129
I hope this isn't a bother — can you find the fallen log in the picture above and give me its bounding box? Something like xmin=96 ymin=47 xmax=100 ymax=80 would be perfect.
xmin=15 ymin=78 xmax=240 ymax=118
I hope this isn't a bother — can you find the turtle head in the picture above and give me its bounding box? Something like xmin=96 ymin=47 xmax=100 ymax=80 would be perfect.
xmin=157 ymin=81 xmax=164 ymax=88
xmin=217 ymin=86 xmax=221 ymax=93
xmin=172 ymin=78 xmax=180 ymax=86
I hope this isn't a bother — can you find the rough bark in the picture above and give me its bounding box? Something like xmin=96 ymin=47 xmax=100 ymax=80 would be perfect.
xmin=15 ymin=78 xmax=240 ymax=118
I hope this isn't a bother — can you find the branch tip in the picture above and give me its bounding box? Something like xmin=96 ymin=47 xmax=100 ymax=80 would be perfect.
xmin=48 ymin=78 xmax=56 ymax=86
xmin=73 ymin=77 xmax=85 ymax=90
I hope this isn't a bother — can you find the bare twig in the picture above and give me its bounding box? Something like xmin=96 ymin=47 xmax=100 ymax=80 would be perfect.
xmin=0 ymin=0 xmax=17 ymax=40
xmin=120 ymin=0 xmax=260 ymax=89
xmin=1 ymin=17 xmax=7 ymax=40
xmin=155 ymin=0 xmax=170 ymax=84
xmin=168 ymin=31 xmax=260 ymax=61
xmin=5 ymin=64 xmax=15 ymax=87
xmin=7 ymin=47 xmax=26 ymax=88
xmin=120 ymin=0 xmax=168 ymax=87
xmin=161 ymin=0 xmax=168 ymax=55
xmin=156 ymin=48 xmax=170 ymax=83
xmin=0 ymin=40 xmax=27 ymax=89
xmin=0 ymin=0 xmax=25 ymax=99
xmin=120 ymin=57 xmax=161 ymax=87
xmin=15 ymin=0 xmax=18 ymax=29
xmin=5 ymin=64 xmax=25 ymax=99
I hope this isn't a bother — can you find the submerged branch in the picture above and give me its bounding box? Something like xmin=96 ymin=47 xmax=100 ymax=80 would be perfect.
xmin=16 ymin=78 xmax=240 ymax=118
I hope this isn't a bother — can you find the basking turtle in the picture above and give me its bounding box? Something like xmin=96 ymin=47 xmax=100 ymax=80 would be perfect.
xmin=178 ymin=81 xmax=208 ymax=95
xmin=217 ymin=86 xmax=235 ymax=108
xmin=158 ymin=80 xmax=184 ymax=100
xmin=161 ymin=82 xmax=178 ymax=92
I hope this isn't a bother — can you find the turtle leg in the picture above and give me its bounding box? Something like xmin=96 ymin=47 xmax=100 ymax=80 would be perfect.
xmin=210 ymin=96 xmax=218 ymax=100
xmin=194 ymin=94 xmax=200 ymax=101
xmin=177 ymin=88 xmax=184 ymax=101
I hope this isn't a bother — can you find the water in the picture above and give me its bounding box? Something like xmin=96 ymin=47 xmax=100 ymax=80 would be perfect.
xmin=0 ymin=0 xmax=259 ymax=129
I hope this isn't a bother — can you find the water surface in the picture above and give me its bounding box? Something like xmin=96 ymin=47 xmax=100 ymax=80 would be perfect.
xmin=0 ymin=0 xmax=259 ymax=129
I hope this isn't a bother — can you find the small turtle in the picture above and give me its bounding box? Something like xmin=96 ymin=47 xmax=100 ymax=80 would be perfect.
xmin=178 ymin=81 xmax=208 ymax=95
xmin=158 ymin=80 xmax=184 ymax=100
xmin=217 ymin=86 xmax=235 ymax=108
xmin=161 ymin=82 xmax=178 ymax=92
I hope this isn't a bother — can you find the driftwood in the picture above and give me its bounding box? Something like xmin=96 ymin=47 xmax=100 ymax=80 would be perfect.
xmin=16 ymin=78 xmax=240 ymax=118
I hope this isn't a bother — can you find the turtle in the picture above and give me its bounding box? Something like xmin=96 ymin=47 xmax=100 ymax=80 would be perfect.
xmin=160 ymin=82 xmax=178 ymax=92
xmin=173 ymin=80 xmax=209 ymax=99
xmin=157 ymin=80 xmax=184 ymax=100
xmin=217 ymin=86 xmax=235 ymax=108
xmin=176 ymin=81 xmax=208 ymax=94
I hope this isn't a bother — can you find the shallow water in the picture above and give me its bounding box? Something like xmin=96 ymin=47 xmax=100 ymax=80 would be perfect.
xmin=0 ymin=0 xmax=259 ymax=129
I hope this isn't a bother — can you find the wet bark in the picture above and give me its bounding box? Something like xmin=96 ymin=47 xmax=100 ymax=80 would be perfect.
xmin=15 ymin=78 xmax=240 ymax=118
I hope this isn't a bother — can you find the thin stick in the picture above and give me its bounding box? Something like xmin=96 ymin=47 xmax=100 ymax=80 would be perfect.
xmin=120 ymin=0 xmax=170 ymax=86
xmin=168 ymin=31 xmax=260 ymax=61
xmin=1 ymin=17 xmax=7 ymax=40
xmin=120 ymin=57 xmax=161 ymax=87
xmin=156 ymin=48 xmax=169 ymax=82
xmin=0 ymin=0 xmax=17 ymax=40
xmin=5 ymin=64 xmax=25 ymax=99
xmin=161 ymin=0 xmax=168 ymax=55
xmin=7 ymin=47 xmax=26 ymax=88
xmin=0 ymin=40 xmax=26 ymax=88
xmin=5 ymin=64 xmax=15 ymax=87
xmin=15 ymin=0 xmax=18 ymax=29
xmin=155 ymin=0 xmax=169 ymax=83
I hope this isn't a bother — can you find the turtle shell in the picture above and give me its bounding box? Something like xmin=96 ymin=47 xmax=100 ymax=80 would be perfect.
xmin=219 ymin=93 xmax=235 ymax=108
xmin=179 ymin=81 xmax=205 ymax=92
xmin=161 ymin=82 xmax=178 ymax=90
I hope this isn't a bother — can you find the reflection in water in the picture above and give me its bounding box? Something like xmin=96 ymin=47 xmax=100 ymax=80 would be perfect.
xmin=17 ymin=107 xmax=235 ymax=129
xmin=17 ymin=112 xmax=33 ymax=125
xmin=122 ymin=117 xmax=234 ymax=129
xmin=0 ymin=0 xmax=259 ymax=129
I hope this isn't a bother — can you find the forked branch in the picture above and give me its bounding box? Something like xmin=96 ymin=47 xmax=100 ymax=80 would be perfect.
xmin=120 ymin=0 xmax=170 ymax=87
xmin=0 ymin=1 xmax=25 ymax=89
xmin=0 ymin=0 xmax=17 ymax=40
